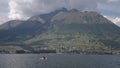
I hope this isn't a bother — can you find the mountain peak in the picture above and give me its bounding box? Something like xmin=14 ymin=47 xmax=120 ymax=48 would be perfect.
xmin=51 ymin=9 xmax=113 ymax=24
xmin=28 ymin=8 xmax=68 ymax=23
xmin=0 ymin=20 xmax=24 ymax=30
xmin=69 ymin=9 xmax=80 ymax=12
xmin=57 ymin=8 xmax=68 ymax=12
xmin=28 ymin=16 xmax=45 ymax=24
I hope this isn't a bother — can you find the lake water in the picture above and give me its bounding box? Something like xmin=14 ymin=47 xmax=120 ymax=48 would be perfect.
xmin=0 ymin=54 xmax=119 ymax=68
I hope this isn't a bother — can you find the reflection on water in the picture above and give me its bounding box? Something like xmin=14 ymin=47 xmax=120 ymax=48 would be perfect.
xmin=0 ymin=54 xmax=119 ymax=68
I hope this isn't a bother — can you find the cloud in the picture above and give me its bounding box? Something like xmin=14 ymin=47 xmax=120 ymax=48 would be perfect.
xmin=0 ymin=0 xmax=9 ymax=5
xmin=0 ymin=0 xmax=9 ymax=14
xmin=106 ymin=0 xmax=120 ymax=2
xmin=7 ymin=0 xmax=120 ymax=21
xmin=0 ymin=12 xmax=10 ymax=24
xmin=112 ymin=17 xmax=120 ymax=26
xmin=97 ymin=0 xmax=120 ymax=20
xmin=112 ymin=17 xmax=120 ymax=23
xmin=8 ymin=0 xmax=98 ymax=20
xmin=104 ymin=16 xmax=120 ymax=27
xmin=0 ymin=0 xmax=9 ymax=24
xmin=0 ymin=0 xmax=119 ymax=26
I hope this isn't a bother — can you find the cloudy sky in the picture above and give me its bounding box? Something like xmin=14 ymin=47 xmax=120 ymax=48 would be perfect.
xmin=0 ymin=0 xmax=120 ymax=26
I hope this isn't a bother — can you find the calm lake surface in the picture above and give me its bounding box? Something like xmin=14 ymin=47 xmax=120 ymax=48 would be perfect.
xmin=0 ymin=54 xmax=119 ymax=68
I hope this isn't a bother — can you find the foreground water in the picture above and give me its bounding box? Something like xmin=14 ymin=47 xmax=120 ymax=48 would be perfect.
xmin=0 ymin=54 xmax=119 ymax=68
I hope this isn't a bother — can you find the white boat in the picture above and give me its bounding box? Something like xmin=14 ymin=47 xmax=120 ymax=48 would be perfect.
xmin=40 ymin=56 xmax=47 ymax=60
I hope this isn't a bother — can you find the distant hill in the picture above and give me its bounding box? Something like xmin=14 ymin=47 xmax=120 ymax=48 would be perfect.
xmin=0 ymin=8 xmax=120 ymax=54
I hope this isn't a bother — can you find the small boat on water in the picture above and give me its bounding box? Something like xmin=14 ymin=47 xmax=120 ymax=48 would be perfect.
xmin=40 ymin=56 xmax=47 ymax=60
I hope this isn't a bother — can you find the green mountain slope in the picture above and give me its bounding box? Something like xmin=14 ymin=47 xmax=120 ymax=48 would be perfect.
xmin=0 ymin=20 xmax=46 ymax=43
xmin=25 ymin=9 xmax=120 ymax=54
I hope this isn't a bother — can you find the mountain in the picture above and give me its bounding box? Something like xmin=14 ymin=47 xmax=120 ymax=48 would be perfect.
xmin=0 ymin=8 xmax=67 ymax=43
xmin=0 ymin=8 xmax=120 ymax=54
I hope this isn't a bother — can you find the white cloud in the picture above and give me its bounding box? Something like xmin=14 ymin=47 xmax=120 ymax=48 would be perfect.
xmin=104 ymin=16 xmax=120 ymax=27
xmin=0 ymin=0 xmax=120 ymax=27
xmin=0 ymin=15 xmax=9 ymax=24
xmin=8 ymin=0 xmax=34 ymax=20
xmin=8 ymin=0 xmax=97 ymax=20
xmin=97 ymin=0 xmax=120 ymax=25
xmin=8 ymin=0 xmax=66 ymax=20
xmin=112 ymin=17 xmax=120 ymax=23
xmin=100 ymin=0 xmax=120 ymax=3
xmin=106 ymin=0 xmax=120 ymax=2
xmin=112 ymin=17 xmax=120 ymax=26
xmin=0 ymin=0 xmax=9 ymax=24
xmin=98 ymin=1 xmax=120 ymax=14
xmin=0 ymin=0 xmax=9 ymax=5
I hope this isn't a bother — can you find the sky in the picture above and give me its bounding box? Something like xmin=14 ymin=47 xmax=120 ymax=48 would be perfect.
xmin=0 ymin=0 xmax=120 ymax=26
